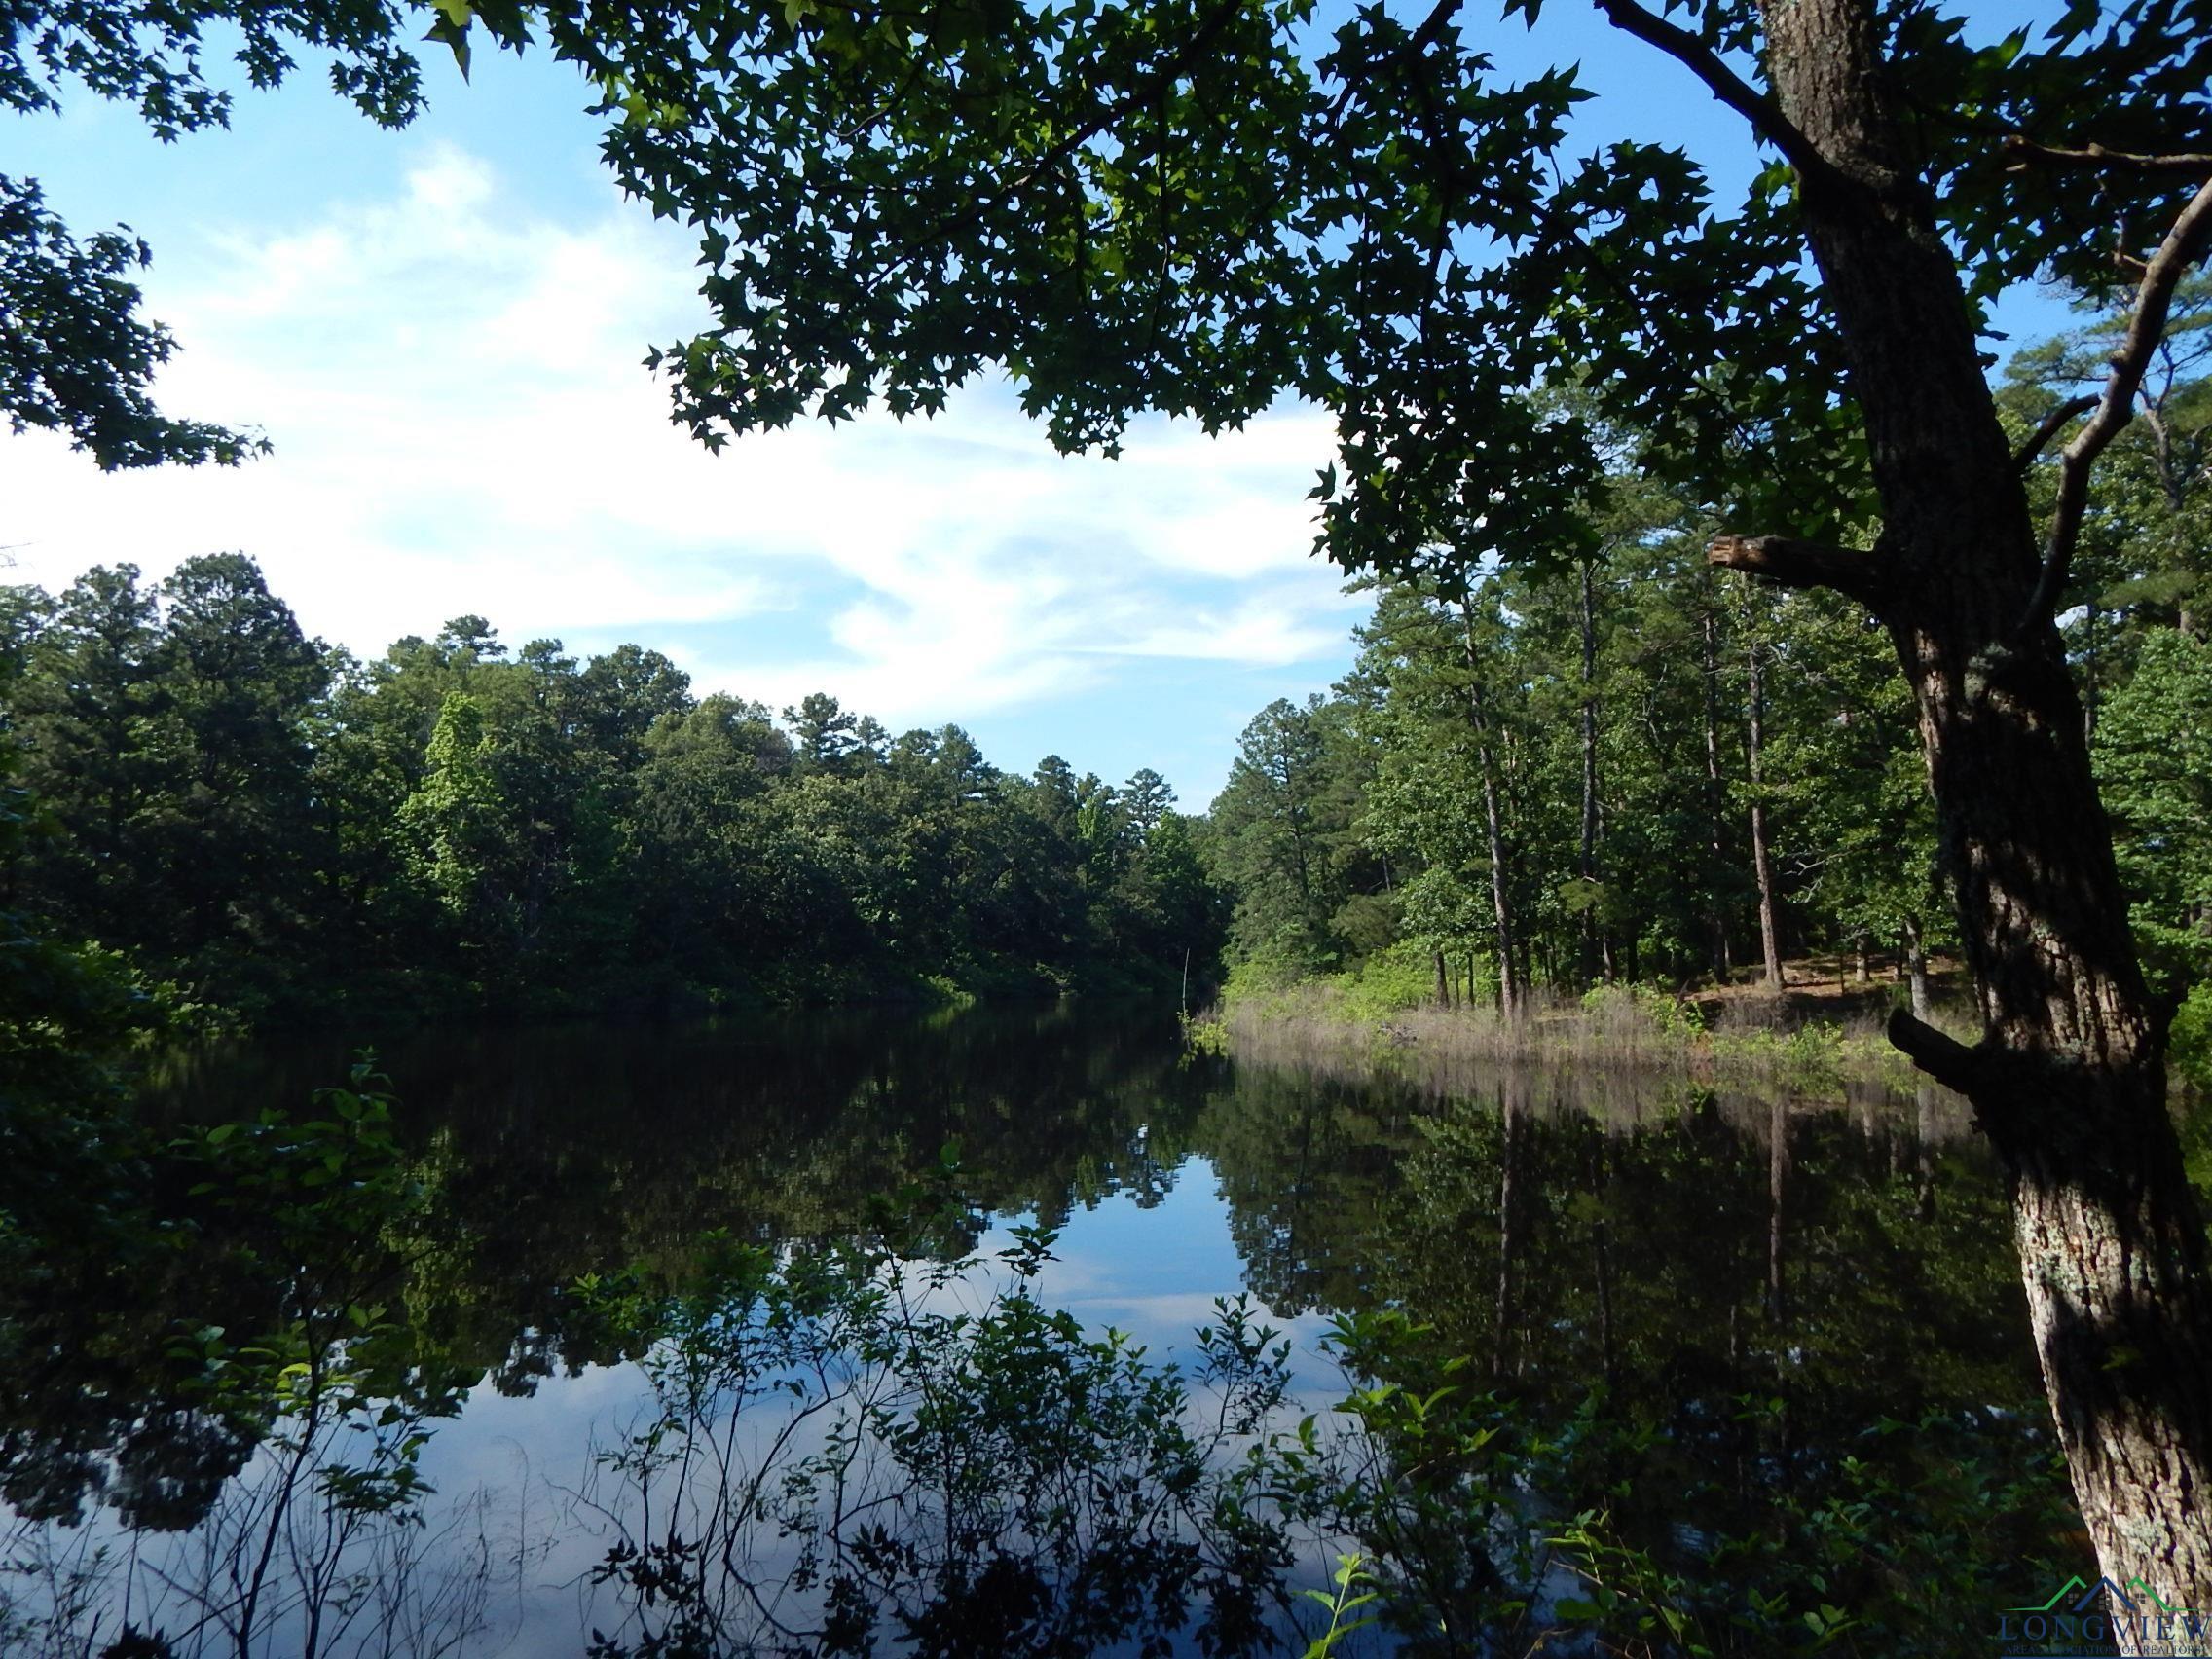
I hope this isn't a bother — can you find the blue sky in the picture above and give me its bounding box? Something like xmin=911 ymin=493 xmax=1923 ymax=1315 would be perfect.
xmin=0 ymin=1 xmax=2080 ymax=805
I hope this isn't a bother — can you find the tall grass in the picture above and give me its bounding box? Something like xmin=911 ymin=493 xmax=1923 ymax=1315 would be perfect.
xmin=1212 ymin=973 xmax=1936 ymax=1097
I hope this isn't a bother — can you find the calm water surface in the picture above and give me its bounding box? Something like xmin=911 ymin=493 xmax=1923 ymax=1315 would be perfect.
xmin=3 ymin=1006 xmax=2057 ymax=1656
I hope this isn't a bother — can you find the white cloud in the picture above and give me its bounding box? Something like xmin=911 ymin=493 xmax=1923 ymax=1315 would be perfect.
xmin=0 ymin=142 xmax=1353 ymax=726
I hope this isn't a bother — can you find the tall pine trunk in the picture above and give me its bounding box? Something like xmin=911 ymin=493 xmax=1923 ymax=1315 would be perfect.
xmin=1463 ymin=605 xmax=1522 ymax=1014
xmin=1902 ymin=913 xmax=1933 ymax=1024
xmin=1722 ymin=0 xmax=2212 ymax=1600
xmin=1746 ymin=636 xmax=1786 ymax=993
xmin=1578 ymin=557 xmax=1610 ymax=985
xmin=1700 ymin=599 xmax=1734 ymax=979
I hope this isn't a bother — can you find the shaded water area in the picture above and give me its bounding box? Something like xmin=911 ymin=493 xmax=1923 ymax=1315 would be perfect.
xmin=3 ymin=1007 xmax=2078 ymax=1657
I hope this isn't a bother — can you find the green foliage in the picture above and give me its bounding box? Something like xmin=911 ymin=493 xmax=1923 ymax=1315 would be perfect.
xmin=1203 ymin=530 xmax=1947 ymax=1002
xmin=0 ymin=177 xmax=264 ymax=466
xmin=10 ymin=557 xmax=334 ymax=1016
xmin=0 ymin=1009 xmax=2087 ymax=1651
xmin=396 ymin=691 xmax=504 ymax=923
xmin=167 ymin=1057 xmax=468 ymax=1487
xmin=2171 ymin=982 xmax=2212 ymax=1097
xmin=1299 ymin=1554 xmax=1380 ymax=1658
xmin=564 ymin=1218 xmax=1300 ymax=1658
xmin=2096 ymin=629 xmax=2212 ymax=996
xmin=1581 ymin=982 xmax=1706 ymax=1041
xmin=1220 ymin=944 xmax=1441 ymax=1026
xmin=1243 ymin=1093 xmax=2080 ymax=1657
xmin=0 ymin=1036 xmax=472 ymax=1572
xmin=1330 ymin=945 xmax=1442 ymax=1021
xmin=493 ymin=0 xmax=2203 ymax=598
xmin=1204 ymin=694 xmax=1381 ymax=975
xmin=1 ymin=0 xmax=476 ymax=465
xmin=1180 ymin=1012 xmax=1230 ymax=1057
xmin=2004 ymin=277 xmax=2212 ymax=648
xmin=6 ymin=558 xmax=1228 ymax=1021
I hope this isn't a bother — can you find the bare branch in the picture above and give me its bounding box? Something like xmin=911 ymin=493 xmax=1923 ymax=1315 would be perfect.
xmin=1591 ymin=0 xmax=1831 ymax=184
xmin=2012 ymin=393 xmax=2097 ymax=473
xmin=2022 ymin=177 xmax=2212 ymax=632
xmin=1708 ymin=534 xmax=1889 ymax=607
xmin=2002 ymin=136 xmax=2212 ymax=177
xmin=1887 ymin=1008 xmax=1983 ymax=1095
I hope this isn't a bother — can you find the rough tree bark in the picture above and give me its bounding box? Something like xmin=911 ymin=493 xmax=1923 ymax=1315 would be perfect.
xmin=1688 ymin=0 xmax=2212 ymax=1604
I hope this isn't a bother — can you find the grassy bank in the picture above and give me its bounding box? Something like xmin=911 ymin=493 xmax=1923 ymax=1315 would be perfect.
xmin=1198 ymin=952 xmax=2212 ymax=1108
xmin=1197 ymin=949 xmax=1961 ymax=1093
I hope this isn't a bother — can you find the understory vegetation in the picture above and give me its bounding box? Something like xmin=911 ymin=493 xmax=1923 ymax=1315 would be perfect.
xmin=1206 ymin=965 xmax=1921 ymax=1092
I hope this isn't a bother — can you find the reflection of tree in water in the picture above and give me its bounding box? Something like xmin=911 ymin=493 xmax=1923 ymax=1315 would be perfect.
xmin=378 ymin=1007 xmax=1218 ymax=1396
xmin=1194 ymin=1048 xmax=2080 ymax=1653
xmin=3 ymin=1011 xmax=2096 ymax=1655
xmin=8 ymin=1010 xmax=1209 ymax=1530
xmin=4 ymin=1226 xmax=1309 ymax=1659
xmin=1 ymin=1067 xmax=508 ymax=1657
xmin=564 ymin=1232 xmax=1298 ymax=1658
xmin=4 ymin=1011 xmax=1309 ymax=1655
xmin=1196 ymin=1064 xmax=1428 ymax=1318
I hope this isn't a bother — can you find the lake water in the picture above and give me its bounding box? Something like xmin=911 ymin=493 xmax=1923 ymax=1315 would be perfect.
xmin=2 ymin=1006 xmax=2070 ymax=1657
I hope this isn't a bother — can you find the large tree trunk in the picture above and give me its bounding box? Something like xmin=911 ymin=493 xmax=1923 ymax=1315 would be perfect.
xmin=1723 ymin=0 xmax=2212 ymax=1604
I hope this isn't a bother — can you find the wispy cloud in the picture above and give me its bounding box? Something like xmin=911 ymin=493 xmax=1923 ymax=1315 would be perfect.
xmin=0 ymin=142 xmax=1356 ymax=730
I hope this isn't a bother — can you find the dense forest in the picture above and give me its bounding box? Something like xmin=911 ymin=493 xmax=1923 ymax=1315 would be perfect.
xmin=1208 ymin=296 xmax=2212 ymax=1035
xmin=0 ymin=561 xmax=1225 ymax=1023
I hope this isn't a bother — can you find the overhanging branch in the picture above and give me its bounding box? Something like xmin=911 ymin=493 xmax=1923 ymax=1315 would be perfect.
xmin=2001 ymin=136 xmax=2212 ymax=177
xmin=1590 ymin=0 xmax=1832 ymax=185
xmin=1887 ymin=1009 xmax=1984 ymax=1095
xmin=1708 ymin=534 xmax=1889 ymax=608
xmin=2021 ymin=176 xmax=2212 ymax=633
xmin=2012 ymin=393 xmax=2097 ymax=472
xmin=1406 ymin=0 xmax=1465 ymax=56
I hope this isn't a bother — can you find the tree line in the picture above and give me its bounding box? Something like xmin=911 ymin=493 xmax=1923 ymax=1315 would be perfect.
xmin=1206 ymin=299 xmax=2212 ymax=1026
xmin=0 ymin=558 xmax=1225 ymax=1023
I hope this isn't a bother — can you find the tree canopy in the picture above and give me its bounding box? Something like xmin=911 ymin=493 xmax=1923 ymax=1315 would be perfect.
xmin=3 ymin=556 xmax=1229 ymax=1019
xmin=460 ymin=0 xmax=2205 ymax=570
xmin=0 ymin=0 xmax=455 ymax=465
